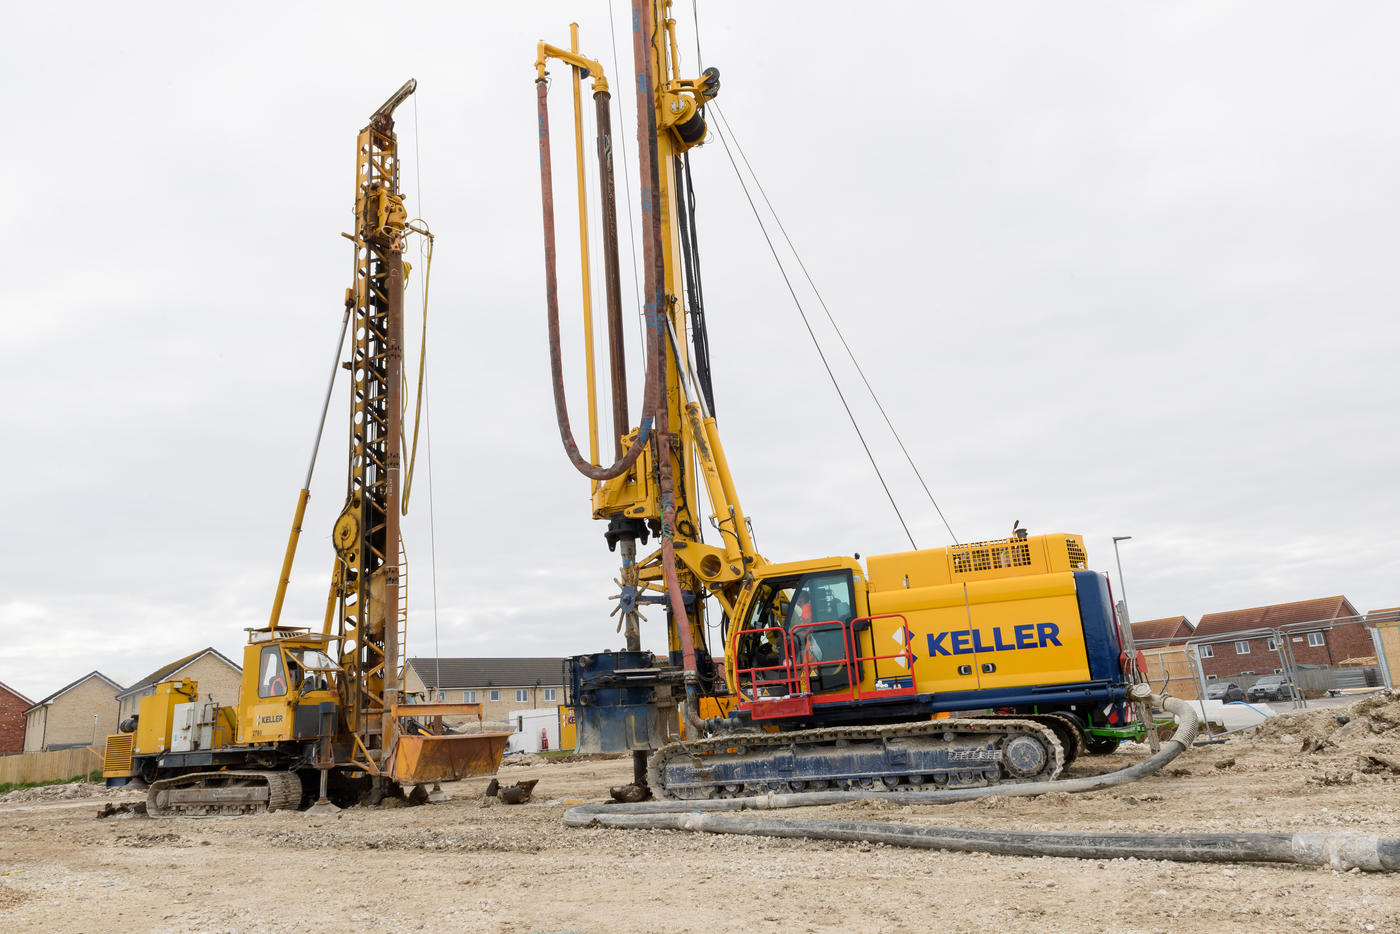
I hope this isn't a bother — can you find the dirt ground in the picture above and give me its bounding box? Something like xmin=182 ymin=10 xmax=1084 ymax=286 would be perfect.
xmin=4 ymin=693 xmax=1400 ymax=934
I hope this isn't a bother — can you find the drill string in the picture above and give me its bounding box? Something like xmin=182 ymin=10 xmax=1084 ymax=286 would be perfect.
xmin=565 ymin=693 xmax=1400 ymax=871
xmin=705 ymin=112 xmax=917 ymax=551
xmin=709 ymin=102 xmax=960 ymax=545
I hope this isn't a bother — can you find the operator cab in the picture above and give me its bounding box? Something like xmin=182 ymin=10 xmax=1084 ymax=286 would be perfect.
xmin=734 ymin=568 xmax=856 ymax=697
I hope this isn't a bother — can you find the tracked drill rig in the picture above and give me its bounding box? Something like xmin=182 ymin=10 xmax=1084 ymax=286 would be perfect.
xmin=536 ymin=2 xmax=1158 ymax=801
xmin=101 ymin=82 xmax=509 ymax=816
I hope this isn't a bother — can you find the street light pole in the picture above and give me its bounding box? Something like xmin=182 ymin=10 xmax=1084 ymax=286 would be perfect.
xmin=1112 ymin=535 xmax=1135 ymax=654
xmin=1111 ymin=534 xmax=1158 ymax=751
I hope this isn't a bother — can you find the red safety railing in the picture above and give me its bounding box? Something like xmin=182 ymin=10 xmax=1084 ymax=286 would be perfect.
xmin=735 ymin=614 xmax=919 ymax=715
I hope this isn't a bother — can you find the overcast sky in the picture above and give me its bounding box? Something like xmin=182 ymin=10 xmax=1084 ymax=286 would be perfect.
xmin=4 ymin=2 xmax=1397 ymax=701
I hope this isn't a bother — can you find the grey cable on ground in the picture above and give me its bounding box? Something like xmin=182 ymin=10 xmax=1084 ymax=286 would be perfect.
xmin=554 ymin=694 xmax=1400 ymax=871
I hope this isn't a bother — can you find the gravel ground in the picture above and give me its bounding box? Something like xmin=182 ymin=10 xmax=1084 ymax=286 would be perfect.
xmin=2 ymin=695 xmax=1399 ymax=933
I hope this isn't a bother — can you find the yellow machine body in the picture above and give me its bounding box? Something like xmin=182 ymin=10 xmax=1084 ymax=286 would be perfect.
xmin=133 ymin=679 xmax=198 ymax=756
xmin=235 ymin=635 xmax=340 ymax=745
xmin=724 ymin=534 xmax=1097 ymax=702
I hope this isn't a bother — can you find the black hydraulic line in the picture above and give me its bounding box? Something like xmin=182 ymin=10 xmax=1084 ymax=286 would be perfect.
xmin=672 ymin=153 xmax=716 ymax=415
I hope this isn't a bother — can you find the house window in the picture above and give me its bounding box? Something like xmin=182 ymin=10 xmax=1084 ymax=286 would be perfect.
xmin=490 ymin=690 xmax=500 ymax=702
xmin=543 ymin=688 xmax=557 ymax=702
xmin=1266 ymin=638 xmax=1279 ymax=651
xmin=1307 ymin=632 xmax=1325 ymax=647
xmin=463 ymin=691 xmax=476 ymax=703
xmin=1234 ymin=641 xmax=1250 ymax=655
xmin=437 ymin=691 xmax=446 ymax=701
xmin=516 ymin=689 xmax=529 ymax=703
xmin=1199 ymin=645 xmax=1214 ymax=658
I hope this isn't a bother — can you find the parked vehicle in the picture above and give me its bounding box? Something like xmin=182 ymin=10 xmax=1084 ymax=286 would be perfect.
xmin=1247 ymin=676 xmax=1298 ymax=702
xmin=1206 ymin=682 xmax=1245 ymax=703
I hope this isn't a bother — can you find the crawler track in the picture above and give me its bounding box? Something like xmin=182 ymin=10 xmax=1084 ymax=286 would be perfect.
xmin=649 ymin=718 xmax=1064 ymax=800
xmin=146 ymin=770 xmax=303 ymax=817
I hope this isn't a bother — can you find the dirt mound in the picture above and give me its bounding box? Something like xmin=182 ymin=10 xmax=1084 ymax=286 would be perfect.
xmin=1 ymin=781 xmax=117 ymax=804
xmin=1243 ymin=689 xmax=1400 ymax=782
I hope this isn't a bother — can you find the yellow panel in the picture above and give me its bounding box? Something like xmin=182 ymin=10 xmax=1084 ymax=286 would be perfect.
xmin=558 ymin=706 xmax=578 ymax=752
xmin=867 ymin=533 xmax=1088 ymax=594
xmin=133 ymin=679 xmax=197 ymax=756
xmin=102 ymin=733 xmax=135 ymax=778
xmin=865 ymin=572 xmax=1090 ymax=696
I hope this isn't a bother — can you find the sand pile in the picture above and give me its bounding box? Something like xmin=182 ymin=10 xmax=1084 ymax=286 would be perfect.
xmin=1245 ymin=689 xmax=1400 ymax=781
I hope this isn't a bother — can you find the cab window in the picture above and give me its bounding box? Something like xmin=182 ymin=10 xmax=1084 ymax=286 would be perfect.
xmin=258 ymin=646 xmax=288 ymax=698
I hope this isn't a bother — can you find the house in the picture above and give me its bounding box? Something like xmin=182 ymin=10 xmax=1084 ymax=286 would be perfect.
xmin=1367 ymin=608 xmax=1400 ymax=687
xmin=115 ymin=647 xmax=242 ymax=722
xmin=404 ymin=658 xmax=566 ymax=722
xmin=22 ymin=671 xmax=125 ymax=752
xmin=0 ymin=681 xmax=36 ymax=755
xmin=1131 ymin=616 xmax=1193 ymax=645
xmin=1190 ymin=595 xmax=1370 ymax=680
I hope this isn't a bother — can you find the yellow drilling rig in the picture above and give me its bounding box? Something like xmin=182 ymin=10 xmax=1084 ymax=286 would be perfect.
xmin=102 ymin=81 xmax=509 ymax=816
xmin=537 ymin=1 xmax=1158 ymax=801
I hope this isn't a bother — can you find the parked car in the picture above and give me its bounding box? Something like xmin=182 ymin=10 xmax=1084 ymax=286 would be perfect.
xmin=1247 ymin=675 xmax=1298 ymax=702
xmin=1206 ymin=682 xmax=1245 ymax=703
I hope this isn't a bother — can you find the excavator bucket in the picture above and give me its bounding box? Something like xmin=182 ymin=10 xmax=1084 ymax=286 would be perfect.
xmin=391 ymin=731 xmax=511 ymax=785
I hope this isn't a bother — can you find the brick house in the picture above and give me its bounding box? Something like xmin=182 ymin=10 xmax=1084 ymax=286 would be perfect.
xmin=22 ymin=671 xmax=125 ymax=752
xmin=115 ymin=648 xmax=242 ymax=722
xmin=1131 ymin=616 xmax=1193 ymax=645
xmin=404 ymin=658 xmax=565 ymax=723
xmin=1191 ymin=596 xmax=1369 ymax=680
xmin=0 ymin=681 xmax=35 ymax=755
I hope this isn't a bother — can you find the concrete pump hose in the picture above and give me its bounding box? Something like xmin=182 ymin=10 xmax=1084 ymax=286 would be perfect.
xmin=565 ymin=694 xmax=1400 ymax=870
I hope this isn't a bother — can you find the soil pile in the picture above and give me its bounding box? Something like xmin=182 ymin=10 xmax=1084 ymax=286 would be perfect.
xmin=1245 ymin=689 xmax=1400 ymax=782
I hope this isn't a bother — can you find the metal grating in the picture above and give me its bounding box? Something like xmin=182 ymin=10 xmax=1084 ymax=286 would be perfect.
xmin=103 ymin=734 xmax=134 ymax=776
xmin=1065 ymin=538 xmax=1087 ymax=569
xmin=951 ymin=539 xmax=1033 ymax=575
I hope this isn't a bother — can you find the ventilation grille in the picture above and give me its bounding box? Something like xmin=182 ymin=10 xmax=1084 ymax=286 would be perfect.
xmin=103 ymin=733 xmax=134 ymax=776
xmin=1065 ymin=538 xmax=1087 ymax=569
xmin=951 ymin=539 xmax=1033 ymax=575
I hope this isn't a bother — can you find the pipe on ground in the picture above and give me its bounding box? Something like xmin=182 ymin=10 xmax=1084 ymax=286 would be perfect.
xmin=563 ymin=695 xmax=1400 ymax=870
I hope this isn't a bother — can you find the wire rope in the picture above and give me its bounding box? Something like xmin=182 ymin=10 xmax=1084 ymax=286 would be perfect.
xmin=709 ymin=103 xmax=958 ymax=545
xmin=705 ymin=116 xmax=917 ymax=550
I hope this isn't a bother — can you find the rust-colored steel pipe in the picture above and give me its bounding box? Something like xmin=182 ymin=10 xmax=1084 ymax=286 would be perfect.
xmin=537 ymin=79 xmax=654 ymax=481
xmin=595 ymin=91 xmax=629 ymax=459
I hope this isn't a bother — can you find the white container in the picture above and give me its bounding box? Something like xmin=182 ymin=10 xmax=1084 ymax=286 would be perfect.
xmin=505 ymin=708 xmax=561 ymax=754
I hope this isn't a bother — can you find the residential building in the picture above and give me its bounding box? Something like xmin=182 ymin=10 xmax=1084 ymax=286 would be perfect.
xmin=1131 ymin=616 xmax=1193 ymax=645
xmin=1191 ymin=595 xmax=1370 ymax=680
xmin=404 ymin=658 xmax=565 ymax=722
xmin=0 ymin=681 xmax=35 ymax=755
xmin=1367 ymin=608 xmax=1400 ymax=687
xmin=22 ymin=671 xmax=125 ymax=752
xmin=115 ymin=648 xmax=242 ymax=721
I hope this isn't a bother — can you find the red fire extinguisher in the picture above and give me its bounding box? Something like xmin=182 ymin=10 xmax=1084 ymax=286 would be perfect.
xmin=540 ymin=728 xmax=549 ymax=751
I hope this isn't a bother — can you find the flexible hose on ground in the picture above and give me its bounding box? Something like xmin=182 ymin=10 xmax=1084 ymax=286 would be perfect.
xmin=563 ymin=695 xmax=1400 ymax=870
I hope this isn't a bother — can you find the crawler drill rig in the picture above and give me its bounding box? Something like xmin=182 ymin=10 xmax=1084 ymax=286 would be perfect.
xmin=537 ymin=3 xmax=1158 ymax=801
xmin=102 ymin=83 xmax=508 ymax=815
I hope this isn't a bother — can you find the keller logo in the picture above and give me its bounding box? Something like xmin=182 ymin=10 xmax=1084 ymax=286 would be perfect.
xmin=926 ymin=622 xmax=1062 ymax=657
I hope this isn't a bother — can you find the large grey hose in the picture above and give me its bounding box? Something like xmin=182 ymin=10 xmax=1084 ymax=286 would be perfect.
xmin=563 ymin=694 xmax=1400 ymax=871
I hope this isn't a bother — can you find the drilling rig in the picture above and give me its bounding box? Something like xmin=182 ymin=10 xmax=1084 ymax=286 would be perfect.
xmin=101 ymin=81 xmax=509 ymax=816
xmin=536 ymin=2 xmax=1157 ymax=801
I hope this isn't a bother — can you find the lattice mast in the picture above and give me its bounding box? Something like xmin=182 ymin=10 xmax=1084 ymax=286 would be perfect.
xmin=329 ymin=79 xmax=416 ymax=773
